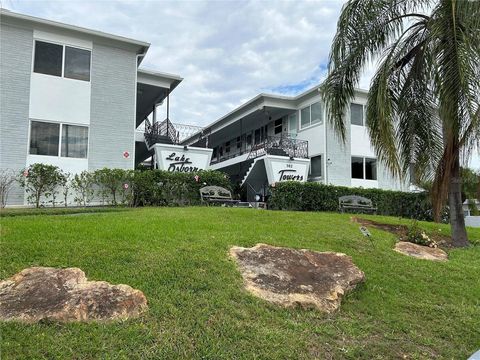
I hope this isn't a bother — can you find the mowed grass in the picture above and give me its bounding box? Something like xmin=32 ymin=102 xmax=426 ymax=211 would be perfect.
xmin=1 ymin=207 xmax=479 ymax=359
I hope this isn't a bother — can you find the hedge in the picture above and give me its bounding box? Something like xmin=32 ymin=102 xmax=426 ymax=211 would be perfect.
xmin=269 ymin=182 xmax=436 ymax=221
xmin=131 ymin=169 xmax=232 ymax=207
xmin=17 ymin=163 xmax=232 ymax=208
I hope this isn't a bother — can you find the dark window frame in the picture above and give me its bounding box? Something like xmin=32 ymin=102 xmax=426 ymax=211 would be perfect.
xmin=33 ymin=41 xmax=63 ymax=77
xmin=29 ymin=120 xmax=89 ymax=158
xmin=300 ymin=101 xmax=323 ymax=129
xmin=29 ymin=120 xmax=60 ymax=156
xmin=365 ymin=157 xmax=377 ymax=180
xmin=350 ymin=103 xmax=364 ymax=126
xmin=351 ymin=156 xmax=377 ymax=180
xmin=274 ymin=119 xmax=283 ymax=135
xmin=61 ymin=124 xmax=89 ymax=159
xmin=351 ymin=156 xmax=364 ymax=179
xmin=309 ymin=155 xmax=323 ymax=179
xmin=64 ymin=46 xmax=91 ymax=81
xmin=33 ymin=40 xmax=91 ymax=82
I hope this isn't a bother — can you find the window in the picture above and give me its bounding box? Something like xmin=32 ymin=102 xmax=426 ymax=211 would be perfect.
xmin=300 ymin=106 xmax=310 ymax=128
xmin=61 ymin=124 xmax=88 ymax=158
xmin=29 ymin=121 xmax=60 ymax=156
xmin=254 ymin=129 xmax=261 ymax=144
xmin=34 ymin=41 xmax=63 ymax=77
xmin=351 ymin=157 xmax=364 ymax=179
xmin=288 ymin=113 xmax=297 ymax=134
xmin=225 ymin=141 xmax=231 ymax=153
xmin=29 ymin=121 xmax=88 ymax=158
xmin=351 ymin=157 xmax=377 ymax=180
xmin=246 ymin=134 xmax=252 ymax=146
xmin=365 ymin=158 xmax=377 ymax=180
xmin=64 ymin=46 xmax=91 ymax=81
xmin=350 ymin=103 xmax=364 ymax=126
xmin=236 ymin=137 xmax=242 ymax=149
xmin=300 ymin=102 xmax=323 ymax=129
xmin=309 ymin=155 xmax=322 ymax=178
xmin=274 ymin=119 xmax=283 ymax=134
xmin=311 ymin=102 xmax=322 ymax=125
xmin=33 ymin=40 xmax=91 ymax=81
xmin=212 ymin=147 xmax=218 ymax=159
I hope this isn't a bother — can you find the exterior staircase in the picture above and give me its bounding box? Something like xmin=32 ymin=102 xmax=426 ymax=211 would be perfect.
xmin=240 ymin=156 xmax=264 ymax=186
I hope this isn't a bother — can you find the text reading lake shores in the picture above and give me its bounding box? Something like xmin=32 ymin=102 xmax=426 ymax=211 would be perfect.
xmin=166 ymin=152 xmax=200 ymax=172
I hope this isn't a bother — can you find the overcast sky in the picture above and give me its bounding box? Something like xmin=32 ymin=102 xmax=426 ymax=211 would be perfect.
xmin=3 ymin=0 xmax=479 ymax=169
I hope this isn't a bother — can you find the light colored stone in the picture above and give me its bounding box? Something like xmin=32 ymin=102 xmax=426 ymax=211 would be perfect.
xmin=230 ymin=243 xmax=365 ymax=313
xmin=0 ymin=267 xmax=148 ymax=323
xmin=394 ymin=241 xmax=448 ymax=261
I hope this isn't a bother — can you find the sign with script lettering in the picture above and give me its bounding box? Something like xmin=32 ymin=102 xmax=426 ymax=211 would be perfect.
xmin=264 ymin=156 xmax=310 ymax=184
xmin=153 ymin=144 xmax=213 ymax=172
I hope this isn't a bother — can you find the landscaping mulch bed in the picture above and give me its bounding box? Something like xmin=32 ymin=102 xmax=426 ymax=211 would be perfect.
xmin=351 ymin=217 xmax=453 ymax=248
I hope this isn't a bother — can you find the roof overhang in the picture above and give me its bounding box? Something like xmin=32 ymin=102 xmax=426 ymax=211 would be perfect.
xmin=136 ymin=69 xmax=183 ymax=126
xmin=0 ymin=9 xmax=150 ymax=57
xmin=183 ymin=93 xmax=297 ymax=145
xmin=182 ymin=84 xmax=369 ymax=145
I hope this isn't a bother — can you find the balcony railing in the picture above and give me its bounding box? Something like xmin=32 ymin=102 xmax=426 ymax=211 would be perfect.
xmin=247 ymin=136 xmax=308 ymax=160
xmin=144 ymin=118 xmax=179 ymax=148
xmin=210 ymin=136 xmax=308 ymax=165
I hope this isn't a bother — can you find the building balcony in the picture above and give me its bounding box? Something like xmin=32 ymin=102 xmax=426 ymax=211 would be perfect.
xmin=210 ymin=135 xmax=308 ymax=168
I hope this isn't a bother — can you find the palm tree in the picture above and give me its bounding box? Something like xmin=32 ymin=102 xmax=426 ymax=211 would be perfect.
xmin=321 ymin=0 xmax=479 ymax=247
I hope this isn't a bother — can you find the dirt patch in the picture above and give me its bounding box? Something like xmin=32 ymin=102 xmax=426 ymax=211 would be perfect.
xmin=351 ymin=217 xmax=452 ymax=248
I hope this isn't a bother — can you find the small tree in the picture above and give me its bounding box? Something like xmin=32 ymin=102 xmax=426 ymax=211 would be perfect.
xmin=18 ymin=163 xmax=64 ymax=208
xmin=60 ymin=172 xmax=72 ymax=207
xmin=0 ymin=169 xmax=17 ymax=208
xmin=72 ymin=171 xmax=94 ymax=207
xmin=94 ymin=168 xmax=128 ymax=205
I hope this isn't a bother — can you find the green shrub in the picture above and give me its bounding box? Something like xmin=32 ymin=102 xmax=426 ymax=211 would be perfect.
xmin=18 ymin=163 xmax=65 ymax=208
xmin=131 ymin=169 xmax=231 ymax=207
xmin=71 ymin=171 xmax=95 ymax=207
xmin=269 ymin=182 xmax=434 ymax=221
xmin=406 ymin=220 xmax=438 ymax=248
xmin=93 ymin=168 xmax=133 ymax=206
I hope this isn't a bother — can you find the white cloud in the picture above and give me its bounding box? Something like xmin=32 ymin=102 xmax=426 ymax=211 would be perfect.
xmin=5 ymin=0 xmax=344 ymax=127
xmin=4 ymin=0 xmax=479 ymax=169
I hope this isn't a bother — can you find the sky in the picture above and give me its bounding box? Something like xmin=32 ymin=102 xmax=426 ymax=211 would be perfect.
xmin=2 ymin=0 xmax=479 ymax=170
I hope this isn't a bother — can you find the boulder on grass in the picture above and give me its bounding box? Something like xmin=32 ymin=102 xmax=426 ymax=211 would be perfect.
xmin=0 ymin=267 xmax=147 ymax=323
xmin=229 ymin=244 xmax=365 ymax=313
xmin=394 ymin=241 xmax=448 ymax=261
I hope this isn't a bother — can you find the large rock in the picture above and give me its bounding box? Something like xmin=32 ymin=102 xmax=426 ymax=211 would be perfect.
xmin=394 ymin=241 xmax=448 ymax=261
xmin=0 ymin=267 xmax=148 ymax=323
xmin=230 ymin=244 xmax=365 ymax=312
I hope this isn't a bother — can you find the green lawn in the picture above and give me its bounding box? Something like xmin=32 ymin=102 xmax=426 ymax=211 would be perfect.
xmin=1 ymin=207 xmax=479 ymax=359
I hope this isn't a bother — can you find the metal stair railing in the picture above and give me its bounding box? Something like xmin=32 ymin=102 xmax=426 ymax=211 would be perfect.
xmin=144 ymin=118 xmax=179 ymax=148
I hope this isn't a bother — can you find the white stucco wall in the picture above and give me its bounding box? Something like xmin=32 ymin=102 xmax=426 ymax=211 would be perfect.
xmin=26 ymin=155 xmax=88 ymax=174
xmin=29 ymin=73 xmax=91 ymax=125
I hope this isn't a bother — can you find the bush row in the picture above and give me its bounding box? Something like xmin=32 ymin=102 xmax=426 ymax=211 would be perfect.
xmin=16 ymin=163 xmax=231 ymax=208
xmin=269 ymin=181 xmax=438 ymax=221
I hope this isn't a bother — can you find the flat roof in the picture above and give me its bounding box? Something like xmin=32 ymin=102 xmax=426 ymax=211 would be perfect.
xmin=0 ymin=9 xmax=150 ymax=54
xmin=138 ymin=68 xmax=183 ymax=82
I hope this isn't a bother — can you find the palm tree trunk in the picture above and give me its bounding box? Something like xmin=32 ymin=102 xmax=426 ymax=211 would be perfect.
xmin=448 ymin=151 xmax=469 ymax=247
